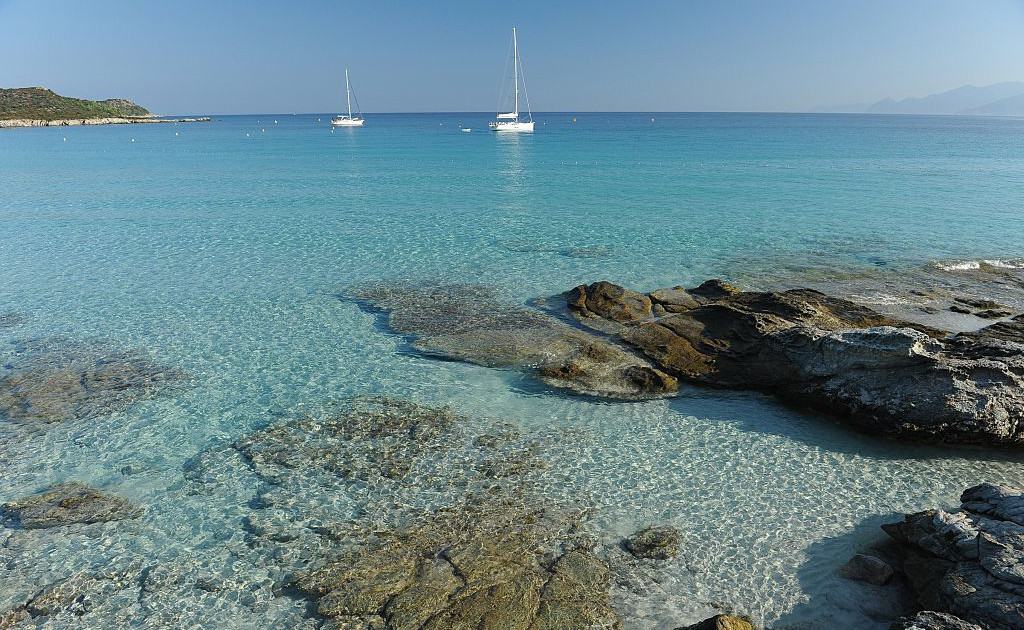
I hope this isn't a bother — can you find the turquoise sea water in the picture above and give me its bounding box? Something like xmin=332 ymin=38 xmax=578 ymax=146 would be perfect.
xmin=2 ymin=113 xmax=1024 ymax=629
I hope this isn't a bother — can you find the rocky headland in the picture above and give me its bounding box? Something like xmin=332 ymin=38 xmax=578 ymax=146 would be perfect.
xmin=0 ymin=117 xmax=210 ymax=128
xmin=0 ymin=87 xmax=209 ymax=128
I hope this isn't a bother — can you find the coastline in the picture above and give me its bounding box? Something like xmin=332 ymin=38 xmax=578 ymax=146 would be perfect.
xmin=0 ymin=116 xmax=210 ymax=129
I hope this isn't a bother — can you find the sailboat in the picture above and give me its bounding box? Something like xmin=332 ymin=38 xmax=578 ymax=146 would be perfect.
xmin=489 ymin=28 xmax=534 ymax=132
xmin=331 ymin=69 xmax=364 ymax=127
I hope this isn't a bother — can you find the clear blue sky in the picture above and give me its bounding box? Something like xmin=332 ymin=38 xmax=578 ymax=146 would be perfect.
xmin=2 ymin=0 xmax=1023 ymax=114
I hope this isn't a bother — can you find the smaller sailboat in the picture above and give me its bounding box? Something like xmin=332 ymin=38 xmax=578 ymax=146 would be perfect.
xmin=489 ymin=28 xmax=533 ymax=132
xmin=331 ymin=69 xmax=364 ymax=127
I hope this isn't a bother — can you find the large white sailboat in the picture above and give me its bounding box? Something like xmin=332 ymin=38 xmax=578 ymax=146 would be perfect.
xmin=331 ymin=69 xmax=364 ymax=127
xmin=489 ymin=28 xmax=534 ymax=132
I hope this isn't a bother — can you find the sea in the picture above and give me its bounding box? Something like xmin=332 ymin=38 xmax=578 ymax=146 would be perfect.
xmin=2 ymin=112 xmax=1024 ymax=629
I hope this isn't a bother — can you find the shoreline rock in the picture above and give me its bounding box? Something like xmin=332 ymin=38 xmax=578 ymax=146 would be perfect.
xmin=0 ymin=117 xmax=211 ymax=129
xmin=564 ymin=280 xmax=1024 ymax=446
xmin=882 ymin=483 xmax=1024 ymax=629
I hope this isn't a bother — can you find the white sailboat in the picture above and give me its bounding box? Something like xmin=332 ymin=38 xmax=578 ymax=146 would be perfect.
xmin=331 ymin=69 xmax=364 ymax=127
xmin=489 ymin=28 xmax=534 ymax=132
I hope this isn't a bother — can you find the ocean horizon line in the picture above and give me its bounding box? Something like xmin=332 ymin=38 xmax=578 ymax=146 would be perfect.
xmin=151 ymin=110 xmax=1024 ymax=120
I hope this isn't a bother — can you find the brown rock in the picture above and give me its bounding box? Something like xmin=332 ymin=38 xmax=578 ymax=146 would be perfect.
xmin=676 ymin=614 xmax=756 ymax=630
xmin=2 ymin=482 xmax=143 ymax=529
xmin=567 ymin=281 xmax=653 ymax=323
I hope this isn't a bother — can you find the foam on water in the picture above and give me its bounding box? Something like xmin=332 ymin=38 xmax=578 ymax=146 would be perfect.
xmin=2 ymin=113 xmax=1024 ymax=628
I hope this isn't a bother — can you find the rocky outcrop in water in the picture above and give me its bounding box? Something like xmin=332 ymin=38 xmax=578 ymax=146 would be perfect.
xmin=222 ymin=396 xmax=627 ymax=629
xmin=2 ymin=482 xmax=143 ymax=529
xmin=0 ymin=338 xmax=185 ymax=424
xmin=564 ymin=280 xmax=1024 ymax=445
xmin=882 ymin=483 xmax=1024 ymax=629
xmin=346 ymin=284 xmax=677 ymax=399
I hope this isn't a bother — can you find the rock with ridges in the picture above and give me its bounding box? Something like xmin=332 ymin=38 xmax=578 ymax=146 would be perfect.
xmin=581 ymin=280 xmax=1024 ymax=445
xmin=567 ymin=281 xmax=653 ymax=324
xmin=648 ymin=287 xmax=699 ymax=312
xmin=2 ymin=482 xmax=143 ymax=529
xmin=883 ymin=483 xmax=1024 ymax=629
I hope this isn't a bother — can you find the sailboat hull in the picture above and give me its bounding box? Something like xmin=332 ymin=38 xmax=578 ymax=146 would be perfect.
xmin=331 ymin=117 xmax=365 ymax=127
xmin=490 ymin=121 xmax=534 ymax=132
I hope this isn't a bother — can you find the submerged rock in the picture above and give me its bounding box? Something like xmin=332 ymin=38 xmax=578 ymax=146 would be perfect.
xmin=227 ymin=396 xmax=624 ymax=629
xmin=0 ymin=338 xmax=186 ymax=424
xmin=0 ymin=312 xmax=24 ymax=329
xmin=623 ymin=525 xmax=681 ymax=560
xmin=837 ymin=553 xmax=894 ymax=586
xmin=233 ymin=396 xmax=458 ymax=484
xmin=346 ymin=283 xmax=676 ymax=400
xmin=294 ymin=499 xmax=619 ymax=630
xmin=570 ymin=280 xmax=1024 ymax=445
xmin=675 ymin=614 xmax=756 ymax=630
xmin=882 ymin=483 xmax=1024 ymax=629
xmin=1 ymin=482 xmax=143 ymax=529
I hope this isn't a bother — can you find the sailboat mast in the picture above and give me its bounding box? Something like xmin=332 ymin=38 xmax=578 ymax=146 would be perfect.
xmin=513 ymin=28 xmax=519 ymax=118
xmin=345 ymin=69 xmax=352 ymax=118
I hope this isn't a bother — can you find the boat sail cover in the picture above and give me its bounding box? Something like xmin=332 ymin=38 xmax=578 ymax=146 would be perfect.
xmin=497 ymin=112 xmax=518 ymax=119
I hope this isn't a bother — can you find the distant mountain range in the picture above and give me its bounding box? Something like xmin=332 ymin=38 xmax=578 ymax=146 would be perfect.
xmin=814 ymin=82 xmax=1024 ymax=116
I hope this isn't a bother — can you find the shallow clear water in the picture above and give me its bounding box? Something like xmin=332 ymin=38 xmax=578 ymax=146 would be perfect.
xmin=2 ymin=113 xmax=1024 ymax=629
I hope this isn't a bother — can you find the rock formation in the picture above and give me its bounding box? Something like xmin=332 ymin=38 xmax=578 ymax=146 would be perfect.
xmin=346 ymin=283 xmax=677 ymax=399
xmin=883 ymin=483 xmax=1024 ymax=629
xmin=565 ymin=280 xmax=1024 ymax=445
xmin=0 ymin=338 xmax=185 ymax=424
xmin=2 ymin=482 xmax=143 ymax=529
xmin=223 ymin=396 xmax=627 ymax=629
xmin=889 ymin=611 xmax=984 ymax=630
xmin=623 ymin=525 xmax=681 ymax=560
xmin=674 ymin=614 xmax=756 ymax=630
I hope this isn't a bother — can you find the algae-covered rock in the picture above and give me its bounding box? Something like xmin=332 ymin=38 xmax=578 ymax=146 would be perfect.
xmin=347 ymin=283 xmax=676 ymax=400
xmin=229 ymin=396 xmax=622 ymax=629
xmin=2 ymin=482 xmax=143 ymax=529
xmin=0 ymin=338 xmax=185 ymax=424
xmin=623 ymin=525 xmax=681 ymax=560
xmin=293 ymin=499 xmax=620 ymax=630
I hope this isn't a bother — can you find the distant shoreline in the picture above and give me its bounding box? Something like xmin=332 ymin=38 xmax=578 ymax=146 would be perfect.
xmin=0 ymin=116 xmax=211 ymax=129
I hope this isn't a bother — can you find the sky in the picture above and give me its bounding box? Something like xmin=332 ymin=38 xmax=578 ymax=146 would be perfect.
xmin=2 ymin=0 xmax=1024 ymax=114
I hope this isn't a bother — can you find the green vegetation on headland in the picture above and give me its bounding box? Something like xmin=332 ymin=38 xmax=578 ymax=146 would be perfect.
xmin=0 ymin=87 xmax=149 ymax=121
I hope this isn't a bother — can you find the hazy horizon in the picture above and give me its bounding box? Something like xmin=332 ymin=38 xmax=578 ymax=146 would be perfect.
xmin=2 ymin=0 xmax=1024 ymax=115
